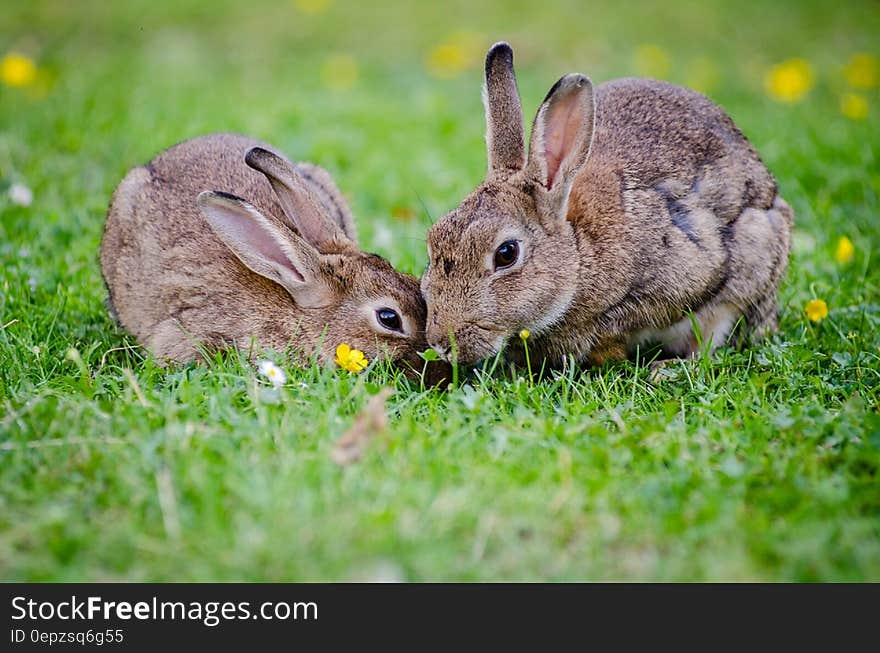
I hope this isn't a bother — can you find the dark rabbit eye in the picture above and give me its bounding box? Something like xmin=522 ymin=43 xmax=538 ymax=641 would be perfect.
xmin=494 ymin=240 xmax=519 ymax=270
xmin=376 ymin=308 xmax=402 ymax=332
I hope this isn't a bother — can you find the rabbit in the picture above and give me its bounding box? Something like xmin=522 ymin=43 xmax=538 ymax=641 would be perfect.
xmin=421 ymin=42 xmax=793 ymax=368
xmin=101 ymin=132 xmax=445 ymax=381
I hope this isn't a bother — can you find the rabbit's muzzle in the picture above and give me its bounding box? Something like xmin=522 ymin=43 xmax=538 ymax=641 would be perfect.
xmin=426 ymin=316 xmax=507 ymax=366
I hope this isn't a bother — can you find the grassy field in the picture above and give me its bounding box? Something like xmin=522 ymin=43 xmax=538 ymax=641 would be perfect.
xmin=1 ymin=0 xmax=879 ymax=581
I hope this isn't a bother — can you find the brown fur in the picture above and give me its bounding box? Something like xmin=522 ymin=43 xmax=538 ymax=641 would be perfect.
xmin=423 ymin=43 xmax=792 ymax=367
xmin=101 ymin=133 xmax=443 ymax=379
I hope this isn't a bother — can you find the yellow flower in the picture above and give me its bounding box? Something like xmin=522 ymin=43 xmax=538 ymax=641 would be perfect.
xmin=805 ymin=299 xmax=828 ymax=322
xmin=426 ymin=31 xmax=483 ymax=80
xmin=293 ymin=0 xmax=332 ymax=15
xmin=835 ymin=236 xmax=854 ymax=264
xmin=844 ymin=53 xmax=878 ymax=89
xmin=427 ymin=43 xmax=468 ymax=79
xmin=1 ymin=52 xmax=37 ymax=88
xmin=335 ymin=343 xmax=368 ymax=373
xmin=764 ymin=58 xmax=814 ymax=103
xmin=519 ymin=329 xmax=530 ymax=340
xmin=685 ymin=56 xmax=719 ymax=94
xmin=840 ymin=93 xmax=869 ymax=121
xmin=320 ymin=53 xmax=358 ymax=91
xmin=633 ymin=44 xmax=671 ymax=79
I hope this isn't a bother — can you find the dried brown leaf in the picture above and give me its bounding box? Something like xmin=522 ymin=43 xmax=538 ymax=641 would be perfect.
xmin=331 ymin=388 xmax=393 ymax=466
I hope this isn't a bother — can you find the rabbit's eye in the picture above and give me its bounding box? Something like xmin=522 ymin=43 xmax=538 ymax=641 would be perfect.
xmin=494 ymin=240 xmax=519 ymax=270
xmin=376 ymin=308 xmax=403 ymax=332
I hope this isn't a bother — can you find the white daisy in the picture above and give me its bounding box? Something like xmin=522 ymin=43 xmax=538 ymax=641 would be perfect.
xmin=9 ymin=183 xmax=33 ymax=207
xmin=373 ymin=222 xmax=393 ymax=249
xmin=257 ymin=360 xmax=287 ymax=388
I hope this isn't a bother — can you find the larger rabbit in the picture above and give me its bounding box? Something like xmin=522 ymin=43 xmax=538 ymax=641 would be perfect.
xmin=101 ymin=133 xmax=439 ymax=378
xmin=422 ymin=43 xmax=792 ymax=367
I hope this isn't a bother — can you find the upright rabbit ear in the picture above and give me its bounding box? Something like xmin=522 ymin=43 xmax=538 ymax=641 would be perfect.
xmin=484 ymin=42 xmax=526 ymax=174
xmin=197 ymin=191 xmax=332 ymax=308
xmin=245 ymin=147 xmax=358 ymax=255
xmin=526 ymin=74 xmax=596 ymax=213
xmin=293 ymin=162 xmax=358 ymax=243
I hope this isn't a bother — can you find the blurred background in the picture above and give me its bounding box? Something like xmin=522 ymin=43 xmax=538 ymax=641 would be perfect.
xmin=1 ymin=0 xmax=877 ymax=278
xmin=1 ymin=0 xmax=879 ymax=582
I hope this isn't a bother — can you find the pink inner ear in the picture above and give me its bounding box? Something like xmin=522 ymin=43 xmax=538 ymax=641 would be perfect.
xmin=203 ymin=197 xmax=304 ymax=283
xmin=240 ymin=220 xmax=306 ymax=283
xmin=542 ymin=91 xmax=584 ymax=189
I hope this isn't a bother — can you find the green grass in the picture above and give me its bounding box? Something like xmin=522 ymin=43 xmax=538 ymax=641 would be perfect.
xmin=1 ymin=0 xmax=879 ymax=581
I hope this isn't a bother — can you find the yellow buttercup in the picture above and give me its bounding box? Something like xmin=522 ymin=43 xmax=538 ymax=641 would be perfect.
xmin=335 ymin=344 xmax=368 ymax=373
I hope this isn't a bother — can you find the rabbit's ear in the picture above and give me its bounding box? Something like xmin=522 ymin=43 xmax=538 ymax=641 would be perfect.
xmin=484 ymin=42 xmax=526 ymax=173
xmin=526 ymin=74 xmax=595 ymax=208
xmin=294 ymin=162 xmax=359 ymax=243
xmin=245 ymin=147 xmax=358 ymax=255
xmin=197 ymin=191 xmax=331 ymax=308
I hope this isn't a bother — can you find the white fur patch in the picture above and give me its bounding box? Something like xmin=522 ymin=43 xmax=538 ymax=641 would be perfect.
xmin=530 ymin=284 xmax=577 ymax=336
xmin=630 ymin=302 xmax=742 ymax=356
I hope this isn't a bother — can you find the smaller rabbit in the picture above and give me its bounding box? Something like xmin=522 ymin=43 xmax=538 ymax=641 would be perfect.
xmin=101 ymin=133 xmax=442 ymax=380
xmin=421 ymin=43 xmax=792 ymax=368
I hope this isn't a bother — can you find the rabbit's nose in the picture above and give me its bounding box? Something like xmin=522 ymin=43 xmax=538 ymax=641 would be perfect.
xmin=426 ymin=327 xmax=452 ymax=361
